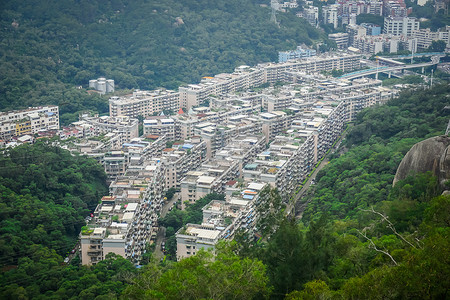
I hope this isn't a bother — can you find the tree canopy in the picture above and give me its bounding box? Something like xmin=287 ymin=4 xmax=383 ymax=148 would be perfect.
xmin=0 ymin=0 xmax=324 ymax=124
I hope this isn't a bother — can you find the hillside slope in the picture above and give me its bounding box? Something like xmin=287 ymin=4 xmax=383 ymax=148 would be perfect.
xmin=0 ymin=0 xmax=323 ymax=122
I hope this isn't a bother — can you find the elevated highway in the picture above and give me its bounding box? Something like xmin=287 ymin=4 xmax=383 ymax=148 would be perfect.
xmin=339 ymin=60 xmax=439 ymax=80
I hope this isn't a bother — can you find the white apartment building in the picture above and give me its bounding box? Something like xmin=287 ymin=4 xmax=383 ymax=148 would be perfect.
xmin=176 ymin=223 xmax=221 ymax=260
xmin=143 ymin=118 xmax=176 ymax=139
xmin=0 ymin=106 xmax=59 ymax=141
xmin=161 ymin=138 xmax=207 ymax=189
xmin=328 ymin=33 xmax=350 ymax=49
xmin=412 ymin=27 xmax=450 ymax=50
xmin=77 ymin=114 xmax=139 ymax=145
xmin=81 ymin=159 xmax=166 ymax=265
xmin=176 ymin=181 xmax=267 ymax=261
xmin=301 ymin=7 xmax=319 ymax=26
xmin=179 ymin=67 xmax=265 ymax=110
xmin=109 ymin=89 xmax=180 ymax=118
xmin=260 ymin=111 xmax=290 ymax=143
xmin=383 ymin=17 xmax=420 ymax=37
xmin=262 ymin=54 xmax=362 ymax=83
xmin=322 ymin=4 xmax=339 ymax=28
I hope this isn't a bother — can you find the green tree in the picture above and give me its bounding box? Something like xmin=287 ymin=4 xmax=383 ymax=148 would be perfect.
xmin=122 ymin=242 xmax=271 ymax=299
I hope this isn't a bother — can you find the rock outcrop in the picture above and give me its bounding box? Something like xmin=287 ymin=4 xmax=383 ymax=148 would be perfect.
xmin=393 ymin=135 xmax=450 ymax=189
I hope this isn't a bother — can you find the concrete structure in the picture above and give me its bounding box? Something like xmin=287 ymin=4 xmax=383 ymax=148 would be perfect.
xmin=0 ymin=106 xmax=59 ymax=141
xmin=161 ymin=138 xmax=207 ymax=189
xmin=74 ymin=114 xmax=139 ymax=145
xmin=176 ymin=223 xmax=221 ymax=260
xmin=323 ymin=4 xmax=339 ymax=28
xmin=278 ymin=46 xmax=317 ymax=63
xmin=261 ymin=53 xmax=362 ymax=84
xmin=143 ymin=118 xmax=176 ymax=140
xmin=176 ymin=181 xmax=267 ymax=261
xmin=384 ymin=17 xmax=420 ymax=37
xmin=412 ymin=27 xmax=450 ymax=50
xmin=329 ymin=33 xmax=350 ymax=49
xmin=179 ymin=135 xmax=266 ymax=206
xmin=361 ymin=23 xmax=382 ymax=35
xmin=300 ymin=6 xmax=319 ymax=26
xmin=81 ymin=159 xmax=166 ymax=265
xmin=90 ymin=78 xmax=114 ymax=94
xmin=179 ymin=66 xmax=265 ymax=110
xmin=109 ymin=89 xmax=180 ymax=118
xmin=383 ymin=0 xmax=408 ymax=17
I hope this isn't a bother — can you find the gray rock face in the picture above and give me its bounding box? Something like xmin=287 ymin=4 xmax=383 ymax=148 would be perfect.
xmin=393 ymin=135 xmax=450 ymax=188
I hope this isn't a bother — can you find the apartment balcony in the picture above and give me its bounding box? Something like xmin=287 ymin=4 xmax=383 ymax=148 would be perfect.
xmin=87 ymin=251 xmax=102 ymax=256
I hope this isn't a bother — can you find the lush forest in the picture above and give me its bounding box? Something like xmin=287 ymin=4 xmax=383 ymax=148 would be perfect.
xmin=0 ymin=141 xmax=108 ymax=266
xmin=1 ymin=0 xmax=324 ymax=124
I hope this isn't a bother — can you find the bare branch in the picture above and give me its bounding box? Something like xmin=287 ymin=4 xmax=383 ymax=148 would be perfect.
xmin=360 ymin=207 xmax=420 ymax=249
xmin=357 ymin=229 xmax=398 ymax=266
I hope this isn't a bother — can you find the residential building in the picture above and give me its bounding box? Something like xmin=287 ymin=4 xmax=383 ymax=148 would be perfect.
xmin=262 ymin=53 xmax=362 ymax=84
xmin=109 ymin=89 xmax=180 ymax=118
xmin=278 ymin=46 xmax=317 ymax=63
xmin=322 ymin=4 xmax=339 ymax=28
xmin=0 ymin=106 xmax=59 ymax=141
xmin=143 ymin=117 xmax=176 ymax=140
xmin=161 ymin=138 xmax=207 ymax=189
xmin=76 ymin=114 xmax=139 ymax=144
xmin=301 ymin=6 xmax=319 ymax=26
xmin=383 ymin=17 xmax=420 ymax=37
xmin=383 ymin=0 xmax=408 ymax=17
xmin=328 ymin=33 xmax=350 ymax=49
xmin=361 ymin=23 xmax=382 ymax=35
xmin=412 ymin=27 xmax=450 ymax=50
xmin=176 ymin=181 xmax=267 ymax=261
xmin=176 ymin=223 xmax=221 ymax=260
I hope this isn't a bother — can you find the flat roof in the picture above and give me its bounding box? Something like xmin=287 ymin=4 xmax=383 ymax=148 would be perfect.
xmin=125 ymin=203 xmax=138 ymax=211
xmin=186 ymin=227 xmax=221 ymax=240
xmin=197 ymin=176 xmax=216 ymax=184
xmin=93 ymin=228 xmax=106 ymax=235
xmin=229 ymin=199 xmax=249 ymax=206
xmin=101 ymin=206 xmax=113 ymax=212
xmin=248 ymin=182 xmax=265 ymax=190
xmin=122 ymin=212 xmax=135 ymax=222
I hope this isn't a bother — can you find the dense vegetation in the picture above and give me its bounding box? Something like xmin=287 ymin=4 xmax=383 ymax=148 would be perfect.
xmin=0 ymin=141 xmax=108 ymax=266
xmin=0 ymin=141 xmax=113 ymax=298
xmin=1 ymin=0 xmax=324 ymax=124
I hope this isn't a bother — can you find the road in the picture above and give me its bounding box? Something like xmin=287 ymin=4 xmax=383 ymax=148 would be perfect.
xmin=339 ymin=60 xmax=439 ymax=80
xmin=286 ymin=126 xmax=349 ymax=219
xmin=153 ymin=192 xmax=179 ymax=260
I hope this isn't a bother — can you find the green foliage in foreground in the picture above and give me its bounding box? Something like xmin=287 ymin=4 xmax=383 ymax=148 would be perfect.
xmin=122 ymin=242 xmax=271 ymax=300
xmin=1 ymin=0 xmax=324 ymax=123
xmin=0 ymin=252 xmax=137 ymax=299
xmin=0 ymin=141 xmax=108 ymax=266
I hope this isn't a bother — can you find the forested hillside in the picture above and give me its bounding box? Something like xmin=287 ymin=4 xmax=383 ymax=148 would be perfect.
xmin=0 ymin=141 xmax=108 ymax=267
xmin=1 ymin=0 xmax=323 ymax=123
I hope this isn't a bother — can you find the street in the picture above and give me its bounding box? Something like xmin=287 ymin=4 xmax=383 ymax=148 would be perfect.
xmin=153 ymin=192 xmax=178 ymax=260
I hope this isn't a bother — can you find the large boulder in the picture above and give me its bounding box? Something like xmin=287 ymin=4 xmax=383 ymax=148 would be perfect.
xmin=393 ymin=135 xmax=450 ymax=189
